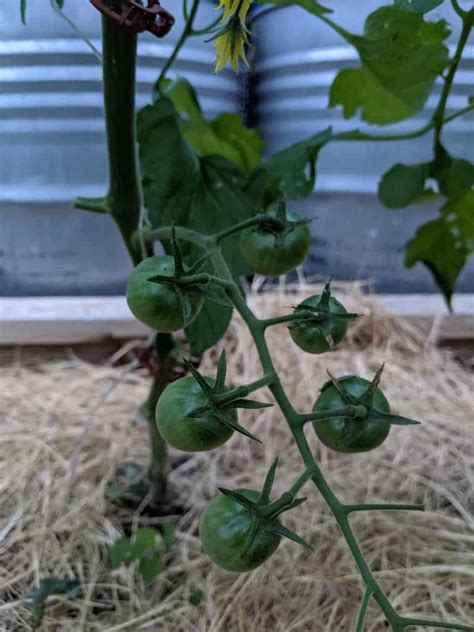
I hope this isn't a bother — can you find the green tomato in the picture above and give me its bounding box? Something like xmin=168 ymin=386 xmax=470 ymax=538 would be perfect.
xmin=289 ymin=294 xmax=349 ymax=354
xmin=239 ymin=211 xmax=311 ymax=276
xmin=312 ymin=376 xmax=391 ymax=453
xmin=199 ymin=489 xmax=281 ymax=572
xmin=126 ymin=255 xmax=203 ymax=332
xmin=156 ymin=375 xmax=234 ymax=452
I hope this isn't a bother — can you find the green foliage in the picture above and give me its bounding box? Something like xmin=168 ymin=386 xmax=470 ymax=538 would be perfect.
xmin=110 ymin=524 xmax=175 ymax=583
xmin=394 ymin=0 xmax=444 ymax=13
xmin=23 ymin=577 xmax=80 ymax=629
xmin=20 ymin=0 xmax=64 ymax=23
xmin=189 ymin=589 xmax=204 ymax=606
xmin=137 ymin=91 xmax=260 ymax=353
xmin=260 ymin=0 xmax=332 ymax=17
xmin=264 ymin=129 xmax=333 ymax=199
xmin=378 ymin=163 xmax=431 ymax=208
xmin=405 ymin=217 xmax=469 ymax=307
xmin=158 ymin=79 xmax=264 ymax=174
xmin=379 ymin=147 xmax=474 ymax=305
xmin=329 ymin=6 xmax=450 ymax=124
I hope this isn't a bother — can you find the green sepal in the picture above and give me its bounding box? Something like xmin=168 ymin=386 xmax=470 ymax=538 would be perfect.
xmin=170 ymin=225 xmax=185 ymax=277
xmin=218 ymin=487 xmax=258 ymax=511
xmin=358 ymin=364 xmax=385 ymax=408
xmin=74 ymin=196 xmax=108 ymax=214
xmin=268 ymin=522 xmax=313 ymax=550
xmin=211 ymin=409 xmax=262 ymax=443
xmin=214 ymin=350 xmax=227 ymax=393
xmin=184 ymin=360 xmax=213 ymax=397
xmin=260 ymin=456 xmax=279 ymax=502
xmin=227 ymin=398 xmax=273 ymax=410
xmin=374 ymin=410 xmax=421 ymax=426
xmin=325 ymin=371 xmax=359 ymax=405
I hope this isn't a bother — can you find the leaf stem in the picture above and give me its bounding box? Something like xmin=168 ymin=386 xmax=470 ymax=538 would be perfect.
xmin=298 ymin=406 xmax=367 ymax=425
xmin=356 ymin=588 xmax=372 ymax=632
xmin=214 ymin=373 xmax=275 ymax=403
xmin=101 ymin=13 xmax=142 ymax=264
xmin=432 ymin=13 xmax=473 ymax=151
xmin=345 ymin=503 xmax=425 ymax=515
xmin=155 ymin=0 xmax=200 ymax=92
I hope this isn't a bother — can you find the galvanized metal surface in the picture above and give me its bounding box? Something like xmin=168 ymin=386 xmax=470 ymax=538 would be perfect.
xmin=0 ymin=0 xmax=238 ymax=296
xmin=252 ymin=0 xmax=474 ymax=292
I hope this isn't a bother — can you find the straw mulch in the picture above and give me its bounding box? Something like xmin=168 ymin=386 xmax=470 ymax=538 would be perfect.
xmin=0 ymin=285 xmax=472 ymax=631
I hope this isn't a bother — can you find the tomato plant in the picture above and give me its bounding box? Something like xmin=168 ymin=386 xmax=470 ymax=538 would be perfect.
xmin=31 ymin=0 xmax=473 ymax=628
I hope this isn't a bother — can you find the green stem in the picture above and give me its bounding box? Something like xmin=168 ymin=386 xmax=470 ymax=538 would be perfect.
xmin=101 ymin=11 xmax=142 ymax=265
xmin=432 ymin=14 xmax=473 ymax=151
xmin=155 ymin=0 xmax=200 ymax=91
xmin=450 ymin=0 xmax=468 ymax=19
xmin=214 ymin=215 xmax=271 ymax=243
xmin=209 ymin=246 xmax=400 ymax=625
xmin=214 ymin=373 xmax=275 ymax=404
xmin=143 ymin=372 xmax=169 ymax=498
xmin=345 ymin=503 xmax=424 ymax=515
xmin=141 ymin=225 xmax=210 ymax=249
xmin=298 ymin=406 xmax=367 ymax=425
xmin=356 ymin=588 xmax=372 ymax=632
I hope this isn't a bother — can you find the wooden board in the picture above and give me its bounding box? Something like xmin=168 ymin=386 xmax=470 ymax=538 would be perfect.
xmin=0 ymin=295 xmax=473 ymax=346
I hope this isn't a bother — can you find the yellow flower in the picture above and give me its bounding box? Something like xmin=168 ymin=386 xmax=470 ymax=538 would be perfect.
xmin=214 ymin=23 xmax=249 ymax=73
xmin=218 ymin=0 xmax=251 ymax=23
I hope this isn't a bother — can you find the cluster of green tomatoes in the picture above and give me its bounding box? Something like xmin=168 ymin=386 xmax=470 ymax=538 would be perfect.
xmin=125 ymin=208 xmax=416 ymax=572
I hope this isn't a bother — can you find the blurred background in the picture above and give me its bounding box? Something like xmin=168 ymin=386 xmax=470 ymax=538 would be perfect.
xmin=0 ymin=0 xmax=473 ymax=297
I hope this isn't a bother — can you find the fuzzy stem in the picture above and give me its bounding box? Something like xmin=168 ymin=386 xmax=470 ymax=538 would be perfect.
xmin=101 ymin=5 xmax=170 ymax=499
xmin=155 ymin=0 xmax=200 ymax=91
xmin=432 ymin=14 xmax=473 ymax=152
xmin=101 ymin=10 xmax=142 ymax=265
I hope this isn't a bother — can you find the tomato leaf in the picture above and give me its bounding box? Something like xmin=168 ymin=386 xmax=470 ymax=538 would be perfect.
xmin=394 ymin=0 xmax=443 ymax=13
xmin=190 ymin=589 xmax=204 ymax=606
xmin=405 ymin=217 xmax=469 ymax=308
xmin=110 ymin=537 xmax=131 ymax=568
xmin=185 ymin=301 xmax=233 ymax=356
xmin=20 ymin=0 xmax=27 ymax=23
xmin=431 ymin=153 xmax=474 ymax=200
xmin=158 ymin=78 xmax=264 ymax=174
xmin=264 ymin=128 xmax=333 ymax=199
xmin=259 ymin=0 xmax=332 ymax=16
xmin=378 ymin=162 xmax=430 ymax=208
xmin=138 ymin=96 xmax=257 ymax=354
xmin=138 ymin=554 xmax=165 ymax=583
xmin=24 ymin=578 xmax=81 ymax=630
xmin=329 ymin=6 xmax=450 ymax=125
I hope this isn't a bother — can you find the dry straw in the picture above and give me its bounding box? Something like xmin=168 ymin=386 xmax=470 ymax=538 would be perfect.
xmin=0 ymin=285 xmax=472 ymax=631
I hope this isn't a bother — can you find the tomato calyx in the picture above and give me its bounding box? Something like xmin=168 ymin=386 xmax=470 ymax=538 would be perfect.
xmin=288 ymin=282 xmax=358 ymax=351
xmin=147 ymin=225 xmax=233 ymax=318
xmin=323 ymin=365 xmax=421 ymax=427
xmin=185 ymin=351 xmax=272 ymax=443
xmin=218 ymin=458 xmax=312 ymax=554
xmin=254 ymin=198 xmax=310 ymax=239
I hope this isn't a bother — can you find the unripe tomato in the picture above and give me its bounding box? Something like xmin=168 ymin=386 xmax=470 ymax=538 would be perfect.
xmin=312 ymin=376 xmax=391 ymax=453
xmin=126 ymin=256 xmax=203 ymax=332
xmin=199 ymin=489 xmax=281 ymax=572
xmin=289 ymin=294 xmax=349 ymax=354
xmin=156 ymin=375 xmax=234 ymax=452
xmin=239 ymin=211 xmax=311 ymax=276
